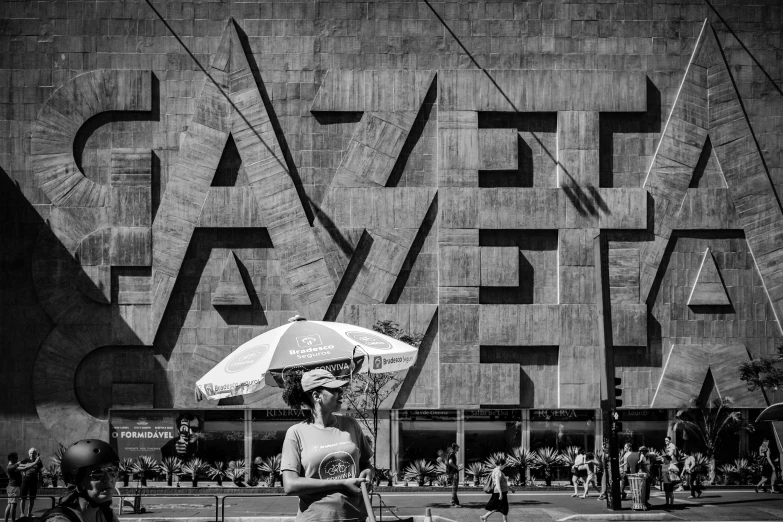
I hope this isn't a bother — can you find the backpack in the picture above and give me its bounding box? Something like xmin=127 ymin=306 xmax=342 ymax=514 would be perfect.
xmin=483 ymin=475 xmax=494 ymax=493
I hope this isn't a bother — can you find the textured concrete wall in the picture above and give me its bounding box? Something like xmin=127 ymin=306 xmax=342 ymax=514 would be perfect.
xmin=1 ymin=0 xmax=783 ymax=454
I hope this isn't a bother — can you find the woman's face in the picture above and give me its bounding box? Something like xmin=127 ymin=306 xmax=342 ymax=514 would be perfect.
xmin=315 ymin=386 xmax=345 ymax=413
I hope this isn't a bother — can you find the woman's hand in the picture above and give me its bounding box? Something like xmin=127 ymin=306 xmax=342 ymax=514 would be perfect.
xmin=341 ymin=476 xmax=369 ymax=496
xmin=359 ymin=468 xmax=375 ymax=486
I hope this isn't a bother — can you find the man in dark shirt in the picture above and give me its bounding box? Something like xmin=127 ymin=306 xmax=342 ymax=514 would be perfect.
xmin=5 ymin=452 xmax=22 ymax=522
xmin=18 ymin=447 xmax=43 ymax=518
xmin=447 ymin=443 xmax=461 ymax=508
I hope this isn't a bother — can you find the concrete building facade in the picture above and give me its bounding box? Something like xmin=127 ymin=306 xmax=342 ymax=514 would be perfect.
xmin=2 ymin=0 xmax=783 ymax=466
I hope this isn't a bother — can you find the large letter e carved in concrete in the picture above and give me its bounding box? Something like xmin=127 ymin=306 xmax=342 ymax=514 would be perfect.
xmin=30 ymin=70 xmax=153 ymax=442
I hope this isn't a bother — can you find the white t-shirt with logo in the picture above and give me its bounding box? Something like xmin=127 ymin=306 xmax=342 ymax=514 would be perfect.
xmin=281 ymin=415 xmax=372 ymax=522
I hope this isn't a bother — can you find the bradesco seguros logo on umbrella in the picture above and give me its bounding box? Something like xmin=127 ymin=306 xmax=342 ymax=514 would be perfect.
xmin=345 ymin=331 xmax=392 ymax=350
xmin=225 ymin=344 xmax=270 ymax=373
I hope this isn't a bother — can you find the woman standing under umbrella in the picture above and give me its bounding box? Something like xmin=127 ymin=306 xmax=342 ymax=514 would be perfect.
xmin=281 ymin=369 xmax=374 ymax=522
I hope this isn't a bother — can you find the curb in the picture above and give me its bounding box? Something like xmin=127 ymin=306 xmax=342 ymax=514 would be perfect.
xmin=557 ymin=515 xmax=681 ymax=521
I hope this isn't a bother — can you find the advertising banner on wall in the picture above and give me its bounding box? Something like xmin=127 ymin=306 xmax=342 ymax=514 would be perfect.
xmin=110 ymin=410 xmax=206 ymax=461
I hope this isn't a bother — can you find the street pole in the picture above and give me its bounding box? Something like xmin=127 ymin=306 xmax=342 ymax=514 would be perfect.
xmin=594 ymin=233 xmax=622 ymax=510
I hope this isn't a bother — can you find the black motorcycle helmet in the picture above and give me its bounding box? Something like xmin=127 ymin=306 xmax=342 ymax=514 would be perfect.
xmin=61 ymin=439 xmax=119 ymax=485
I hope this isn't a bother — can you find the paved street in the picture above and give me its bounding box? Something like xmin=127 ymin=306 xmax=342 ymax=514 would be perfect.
xmin=6 ymin=489 xmax=780 ymax=522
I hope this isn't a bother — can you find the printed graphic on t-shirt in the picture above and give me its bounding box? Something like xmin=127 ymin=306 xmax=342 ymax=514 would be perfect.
xmin=319 ymin=450 xmax=356 ymax=481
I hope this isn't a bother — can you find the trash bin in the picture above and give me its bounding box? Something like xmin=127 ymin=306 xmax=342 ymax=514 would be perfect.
xmin=627 ymin=474 xmax=648 ymax=511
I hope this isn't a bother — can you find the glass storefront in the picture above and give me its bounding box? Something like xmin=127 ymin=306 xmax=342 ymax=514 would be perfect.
xmin=398 ymin=410 xmax=457 ymax=465
xmin=109 ymin=407 xmax=779 ymax=485
xmin=530 ymin=409 xmax=596 ymax=452
xmin=464 ymin=409 xmax=522 ymax=462
xmin=617 ymin=409 xmax=669 ymax=452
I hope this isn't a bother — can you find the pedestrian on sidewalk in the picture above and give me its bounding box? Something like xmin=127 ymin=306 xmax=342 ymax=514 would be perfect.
xmin=571 ymin=448 xmax=587 ymax=497
xmin=4 ymin=452 xmax=21 ymax=522
xmin=597 ymin=441 xmax=609 ymax=501
xmin=756 ymin=438 xmax=778 ymax=493
xmin=280 ymin=369 xmax=374 ymax=522
xmin=447 ymin=443 xmax=461 ymax=508
xmin=18 ymin=447 xmax=42 ymax=518
xmin=682 ymin=449 xmax=702 ymax=498
xmin=39 ymin=439 xmax=120 ymax=522
xmin=619 ymin=442 xmax=631 ymax=500
xmin=581 ymin=452 xmax=600 ymax=499
xmin=660 ymin=454 xmax=677 ymax=508
xmin=480 ymin=456 xmax=512 ymax=522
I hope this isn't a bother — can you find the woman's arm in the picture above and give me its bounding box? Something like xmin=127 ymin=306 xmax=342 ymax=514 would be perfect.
xmin=282 ymin=470 xmax=367 ymax=497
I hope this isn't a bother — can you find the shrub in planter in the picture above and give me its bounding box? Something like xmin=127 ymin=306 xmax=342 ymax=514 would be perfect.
xmin=531 ymin=447 xmax=563 ymax=487
xmin=256 ymin=454 xmax=281 ymax=487
xmin=508 ymin=446 xmax=534 ymax=486
xmin=226 ymin=459 xmax=247 ymax=487
xmin=209 ymin=461 xmax=228 ymax=486
xmin=131 ymin=456 xmax=160 ymax=487
xmin=160 ymin=457 xmax=182 ymax=487
xmin=43 ymin=464 xmax=61 ymax=487
xmin=465 ymin=461 xmax=486 ymax=487
xmin=403 ymin=459 xmax=437 ymax=487
xmin=119 ymin=458 xmax=134 ymax=487
xmin=181 ymin=458 xmax=210 ymax=487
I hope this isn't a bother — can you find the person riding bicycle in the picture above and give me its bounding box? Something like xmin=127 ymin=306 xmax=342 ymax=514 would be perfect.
xmin=40 ymin=440 xmax=120 ymax=522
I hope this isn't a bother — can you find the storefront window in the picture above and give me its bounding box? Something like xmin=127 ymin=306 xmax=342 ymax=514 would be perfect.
xmin=464 ymin=410 xmax=522 ymax=462
xmin=747 ymin=409 xmax=778 ymax=461
xmin=251 ymin=409 xmax=308 ymax=459
xmin=617 ymin=409 xmax=669 ymax=452
xmin=530 ymin=409 xmax=595 ymax=452
xmin=399 ymin=410 xmax=457 ymax=467
xmin=110 ymin=409 xmax=243 ymax=463
xmin=201 ymin=410 xmax=244 ymax=462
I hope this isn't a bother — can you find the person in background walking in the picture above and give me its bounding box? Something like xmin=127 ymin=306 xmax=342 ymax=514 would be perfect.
xmin=480 ymin=456 xmax=512 ymax=522
xmin=638 ymin=446 xmax=652 ymax=510
xmin=447 ymin=443 xmax=461 ymax=508
xmin=682 ymin=449 xmax=702 ymax=498
xmin=4 ymin=452 xmax=21 ymax=522
xmin=756 ymin=438 xmax=778 ymax=493
xmin=660 ymin=454 xmax=677 ymax=508
xmin=18 ymin=448 xmax=42 ymax=518
xmin=571 ymin=448 xmax=587 ymax=497
xmin=580 ymin=452 xmax=600 ymax=498
xmin=619 ymin=442 xmax=632 ymax=500
xmin=597 ymin=441 xmax=609 ymax=501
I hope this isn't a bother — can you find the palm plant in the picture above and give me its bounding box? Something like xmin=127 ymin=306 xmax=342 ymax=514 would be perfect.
xmin=465 ymin=461 xmax=486 ymax=486
xmin=159 ymin=457 xmax=182 ymax=487
xmin=432 ymin=461 xmax=449 ymax=486
xmin=118 ymin=458 xmax=134 ymax=487
xmin=402 ymin=459 xmax=437 ymax=486
xmin=508 ymin=446 xmax=534 ymax=486
xmin=43 ymin=464 xmax=61 ymax=487
xmin=675 ymin=397 xmax=744 ymax=484
xmin=49 ymin=444 xmax=67 ymax=467
xmin=559 ymin=446 xmax=580 ymax=468
xmin=181 ymin=457 xmax=210 ymax=487
xmin=226 ymin=459 xmax=247 ymax=486
xmin=374 ymin=467 xmax=393 ymax=487
xmin=130 ymin=456 xmax=160 ymax=487
xmin=531 ymin=447 xmax=563 ymax=486
xmin=209 ymin=461 xmax=229 ymax=486
xmin=255 ymin=454 xmax=281 ymax=487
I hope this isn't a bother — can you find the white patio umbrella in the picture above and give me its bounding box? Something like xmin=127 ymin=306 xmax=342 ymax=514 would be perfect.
xmin=195 ymin=318 xmax=419 ymax=402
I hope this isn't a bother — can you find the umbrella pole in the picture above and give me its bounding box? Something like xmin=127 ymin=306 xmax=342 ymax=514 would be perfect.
xmin=361 ymin=482 xmax=376 ymax=522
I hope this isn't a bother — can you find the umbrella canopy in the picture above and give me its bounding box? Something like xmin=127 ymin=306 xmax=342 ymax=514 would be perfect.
xmin=756 ymin=402 xmax=783 ymax=422
xmin=195 ymin=319 xmax=419 ymax=401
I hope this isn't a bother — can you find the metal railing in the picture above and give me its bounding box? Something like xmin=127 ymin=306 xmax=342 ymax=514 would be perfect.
xmin=0 ymin=495 xmax=57 ymax=509
xmin=116 ymin=492 xmax=220 ymax=521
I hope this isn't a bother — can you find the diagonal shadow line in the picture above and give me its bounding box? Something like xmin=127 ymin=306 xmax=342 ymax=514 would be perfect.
xmin=705 ymin=0 xmax=783 ymax=100
xmin=421 ymin=0 xmax=601 ymax=217
xmin=143 ymin=1 xmax=302 ymax=210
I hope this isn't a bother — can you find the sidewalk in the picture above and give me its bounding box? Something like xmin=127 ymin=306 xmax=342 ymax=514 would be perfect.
xmin=6 ymin=489 xmax=783 ymax=521
xmin=121 ymin=489 xmax=783 ymax=522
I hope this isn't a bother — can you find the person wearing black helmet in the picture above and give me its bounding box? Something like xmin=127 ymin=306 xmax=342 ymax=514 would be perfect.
xmin=40 ymin=440 xmax=120 ymax=522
